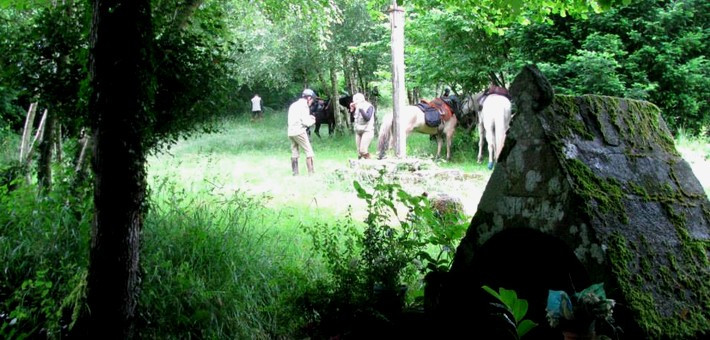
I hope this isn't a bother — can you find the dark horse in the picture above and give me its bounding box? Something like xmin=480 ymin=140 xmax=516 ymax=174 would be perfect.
xmin=309 ymin=95 xmax=354 ymax=138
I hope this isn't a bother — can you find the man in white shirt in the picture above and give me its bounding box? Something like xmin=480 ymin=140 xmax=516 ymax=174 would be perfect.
xmin=287 ymin=89 xmax=317 ymax=175
xmin=251 ymin=94 xmax=262 ymax=121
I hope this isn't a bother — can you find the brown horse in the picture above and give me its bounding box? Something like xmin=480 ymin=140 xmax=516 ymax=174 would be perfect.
xmin=377 ymin=97 xmax=459 ymax=160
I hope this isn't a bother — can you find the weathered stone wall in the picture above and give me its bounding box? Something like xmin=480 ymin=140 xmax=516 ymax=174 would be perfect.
xmin=437 ymin=65 xmax=710 ymax=339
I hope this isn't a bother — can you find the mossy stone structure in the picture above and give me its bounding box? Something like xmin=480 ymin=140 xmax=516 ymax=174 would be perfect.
xmin=428 ymin=65 xmax=709 ymax=339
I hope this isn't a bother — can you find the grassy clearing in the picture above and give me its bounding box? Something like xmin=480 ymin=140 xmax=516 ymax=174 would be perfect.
xmin=147 ymin=107 xmax=493 ymax=224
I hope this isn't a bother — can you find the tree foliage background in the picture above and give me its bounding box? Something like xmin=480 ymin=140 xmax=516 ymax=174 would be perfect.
xmin=1 ymin=0 xmax=707 ymax=140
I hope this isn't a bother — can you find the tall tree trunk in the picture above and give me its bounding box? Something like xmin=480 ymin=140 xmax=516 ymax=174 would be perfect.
xmin=353 ymin=56 xmax=364 ymax=93
xmin=342 ymin=53 xmax=355 ymax=95
xmin=329 ymin=66 xmax=346 ymax=131
xmin=72 ymin=0 xmax=153 ymax=337
xmin=37 ymin=113 xmax=54 ymax=193
xmin=54 ymin=123 xmax=63 ymax=164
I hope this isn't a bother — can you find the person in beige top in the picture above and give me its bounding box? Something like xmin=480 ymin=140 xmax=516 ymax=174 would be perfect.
xmin=350 ymin=93 xmax=375 ymax=159
xmin=251 ymin=94 xmax=262 ymax=121
xmin=287 ymin=89 xmax=317 ymax=175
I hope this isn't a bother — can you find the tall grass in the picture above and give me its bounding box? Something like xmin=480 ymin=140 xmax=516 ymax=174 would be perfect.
xmin=139 ymin=177 xmax=320 ymax=338
xmin=0 ymin=168 xmax=92 ymax=338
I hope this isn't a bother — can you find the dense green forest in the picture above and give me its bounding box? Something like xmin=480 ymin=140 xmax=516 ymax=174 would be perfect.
xmin=1 ymin=0 xmax=708 ymax=338
xmin=2 ymin=0 xmax=707 ymax=137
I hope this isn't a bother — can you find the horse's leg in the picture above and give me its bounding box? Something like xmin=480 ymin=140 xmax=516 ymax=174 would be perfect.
xmin=477 ymin=122 xmax=485 ymax=163
xmin=494 ymin=112 xmax=507 ymax=162
xmin=435 ymin=134 xmax=442 ymax=160
xmin=314 ymin=123 xmax=322 ymax=139
xmin=377 ymin=119 xmax=392 ymax=160
xmin=446 ymin=131 xmax=453 ymax=161
xmin=486 ymin=126 xmax=496 ymax=170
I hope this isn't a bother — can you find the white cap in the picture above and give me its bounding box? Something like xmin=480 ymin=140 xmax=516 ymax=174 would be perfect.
xmin=353 ymin=93 xmax=366 ymax=104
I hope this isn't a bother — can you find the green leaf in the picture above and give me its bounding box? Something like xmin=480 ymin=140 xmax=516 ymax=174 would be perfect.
xmin=417 ymin=251 xmax=435 ymax=263
xmin=517 ymin=319 xmax=538 ymax=337
xmin=482 ymin=285 xmax=502 ymax=302
xmin=510 ymin=298 xmax=528 ymax=323
xmin=499 ymin=287 xmax=517 ymax=306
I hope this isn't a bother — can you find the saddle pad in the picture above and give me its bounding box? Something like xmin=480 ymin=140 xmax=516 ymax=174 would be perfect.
xmin=417 ymin=102 xmax=441 ymax=127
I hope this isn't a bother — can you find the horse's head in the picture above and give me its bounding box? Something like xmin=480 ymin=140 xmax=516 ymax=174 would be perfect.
xmin=457 ymin=93 xmax=485 ymax=130
xmin=338 ymin=95 xmax=354 ymax=112
xmin=309 ymin=98 xmax=326 ymax=117
xmin=460 ymin=93 xmax=482 ymax=116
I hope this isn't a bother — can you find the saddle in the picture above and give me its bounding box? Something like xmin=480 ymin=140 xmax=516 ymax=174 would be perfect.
xmin=417 ymin=98 xmax=454 ymax=127
xmin=478 ymin=85 xmax=511 ymax=110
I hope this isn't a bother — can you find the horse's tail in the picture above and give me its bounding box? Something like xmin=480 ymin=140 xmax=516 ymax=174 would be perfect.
xmin=377 ymin=112 xmax=393 ymax=159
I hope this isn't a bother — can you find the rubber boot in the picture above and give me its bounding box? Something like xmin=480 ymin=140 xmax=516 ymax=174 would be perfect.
xmin=306 ymin=157 xmax=314 ymax=175
xmin=363 ymin=153 xmax=371 ymax=159
xmin=291 ymin=158 xmax=299 ymax=176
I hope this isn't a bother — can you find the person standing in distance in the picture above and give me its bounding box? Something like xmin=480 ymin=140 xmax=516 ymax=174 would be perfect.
xmin=350 ymin=93 xmax=375 ymax=159
xmin=251 ymin=93 xmax=262 ymax=121
xmin=287 ymin=89 xmax=317 ymax=175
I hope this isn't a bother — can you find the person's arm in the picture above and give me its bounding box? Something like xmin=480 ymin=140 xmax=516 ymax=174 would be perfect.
xmin=360 ymin=105 xmax=374 ymax=121
xmin=302 ymin=102 xmax=316 ymax=127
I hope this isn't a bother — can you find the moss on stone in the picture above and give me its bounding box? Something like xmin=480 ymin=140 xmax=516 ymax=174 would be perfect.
xmin=625 ymin=99 xmax=678 ymax=156
xmin=607 ymin=231 xmax=710 ymax=338
xmin=628 ymin=181 xmax=651 ymax=201
xmin=563 ymin=158 xmax=628 ymax=224
xmin=552 ymin=95 xmax=595 ymax=140
xmin=608 ymin=232 xmax=663 ymax=337
xmin=585 ymin=95 xmax=624 ymax=145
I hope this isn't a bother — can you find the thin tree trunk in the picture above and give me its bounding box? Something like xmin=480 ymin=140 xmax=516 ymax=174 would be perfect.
xmin=353 ymin=56 xmax=364 ymax=93
xmin=343 ymin=53 xmax=355 ymax=95
xmin=72 ymin=0 xmax=153 ymax=337
xmin=55 ymin=124 xmax=63 ymax=163
xmin=75 ymin=130 xmax=92 ymax=174
xmin=19 ymin=102 xmax=38 ymax=162
xmin=329 ymin=65 xmax=345 ymax=131
xmin=37 ymin=113 xmax=54 ymax=193
xmin=21 ymin=108 xmax=48 ymax=184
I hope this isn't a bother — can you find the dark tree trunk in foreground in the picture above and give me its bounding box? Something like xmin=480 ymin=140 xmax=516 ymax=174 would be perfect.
xmin=71 ymin=0 xmax=153 ymax=338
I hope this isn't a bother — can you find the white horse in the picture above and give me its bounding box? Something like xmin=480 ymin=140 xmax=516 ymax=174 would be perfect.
xmin=462 ymin=92 xmax=512 ymax=169
xmin=377 ymin=98 xmax=459 ymax=161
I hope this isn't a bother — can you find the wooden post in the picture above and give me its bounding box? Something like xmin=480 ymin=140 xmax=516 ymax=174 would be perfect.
xmin=389 ymin=1 xmax=406 ymax=158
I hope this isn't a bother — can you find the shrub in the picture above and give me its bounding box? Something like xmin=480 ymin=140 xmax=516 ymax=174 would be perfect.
xmin=298 ymin=171 xmax=468 ymax=337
